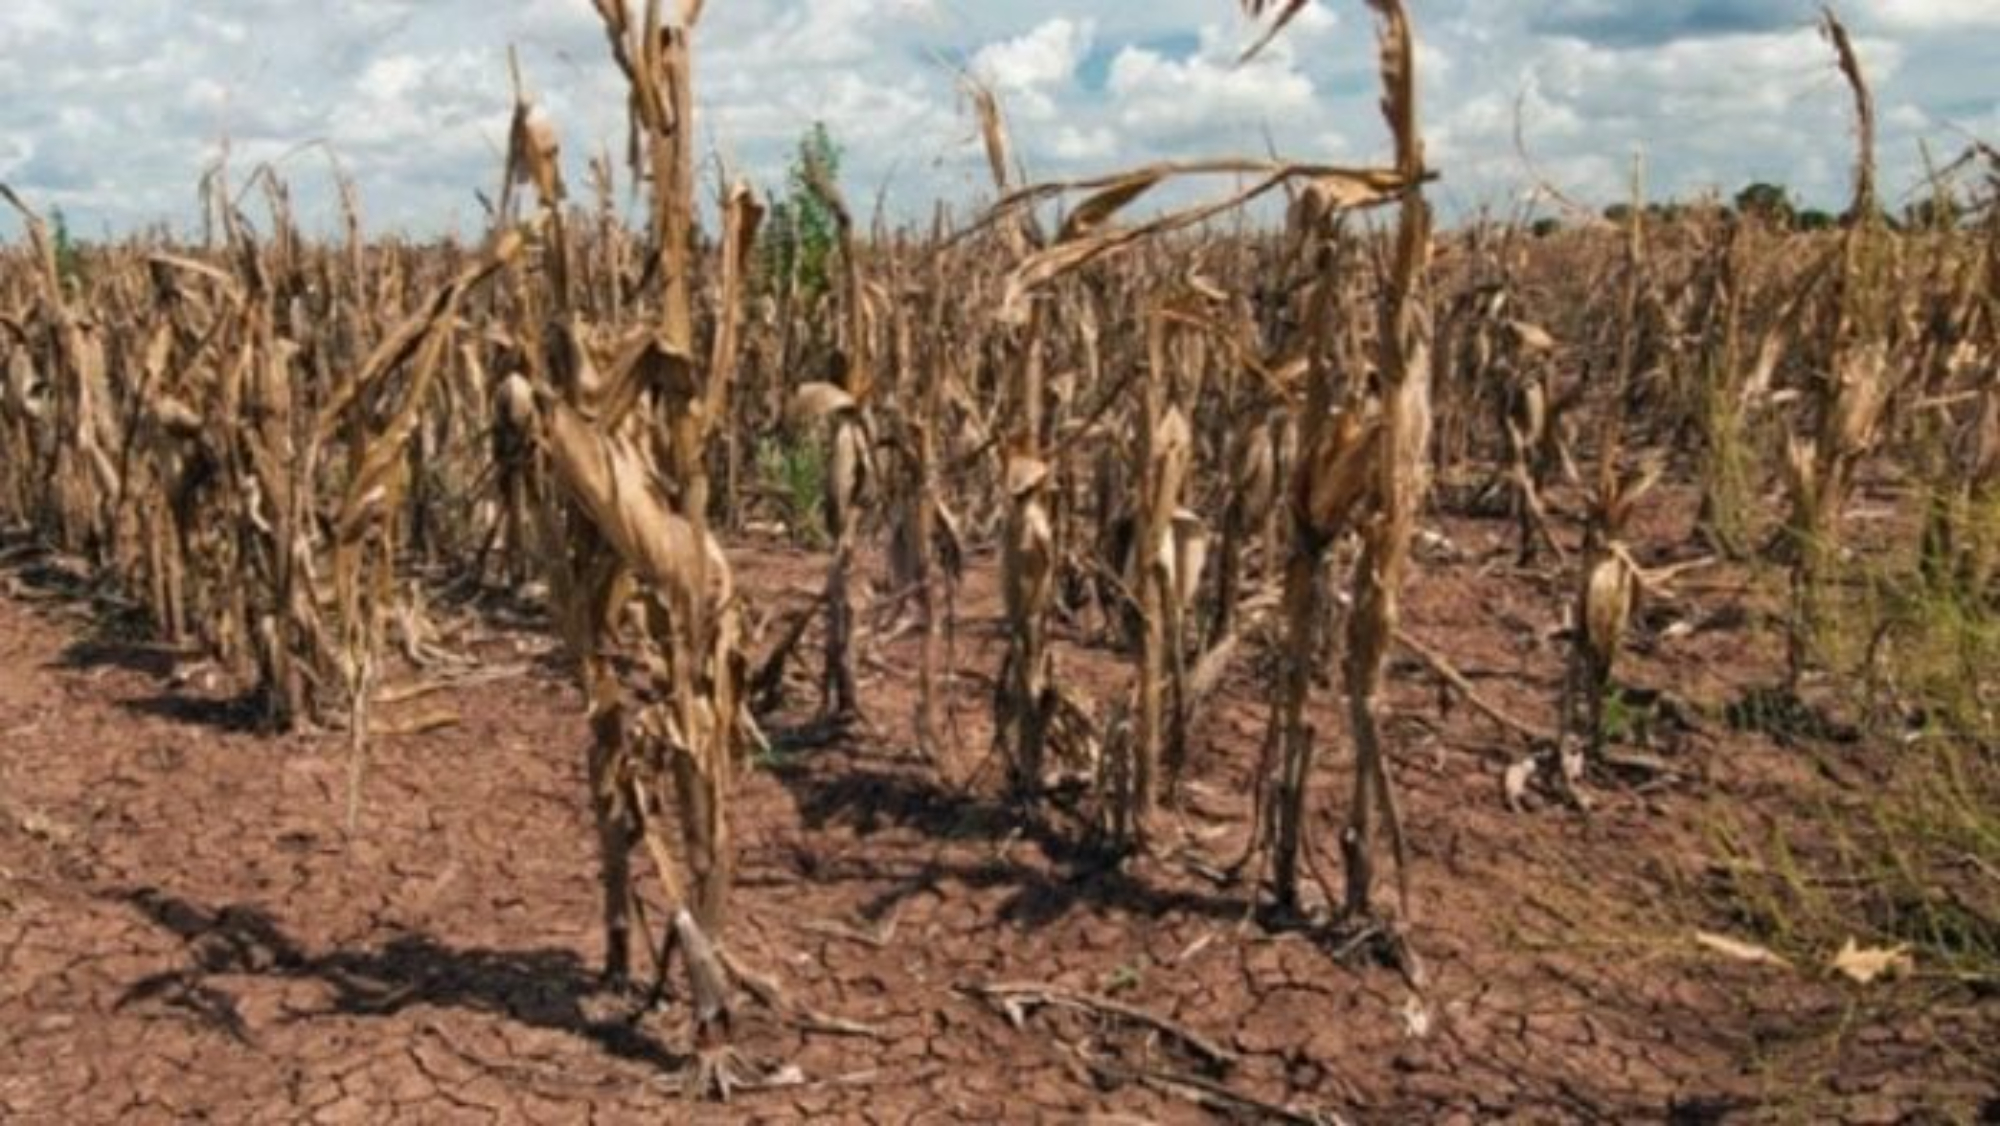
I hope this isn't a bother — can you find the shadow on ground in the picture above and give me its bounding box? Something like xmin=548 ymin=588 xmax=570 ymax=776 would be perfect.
xmin=114 ymin=887 xmax=686 ymax=1070
xmin=763 ymin=738 xmax=1253 ymax=931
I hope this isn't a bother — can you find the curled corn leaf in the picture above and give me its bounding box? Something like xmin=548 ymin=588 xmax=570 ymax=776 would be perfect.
xmin=1830 ymin=939 xmax=1913 ymax=985
xmin=786 ymin=381 xmax=858 ymax=430
xmin=1583 ymin=553 xmax=1637 ymax=661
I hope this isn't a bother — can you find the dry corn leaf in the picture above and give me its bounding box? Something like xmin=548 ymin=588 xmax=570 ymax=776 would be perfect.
xmin=497 ymin=373 xmax=536 ymax=431
xmin=1694 ymin=931 xmax=1792 ymax=970
xmin=1509 ymin=320 xmax=1557 ymax=353
xmin=1232 ymin=422 xmax=1279 ymax=526
xmin=1399 ymin=994 xmax=1433 ymax=1040
xmin=150 ymin=397 xmax=203 ymax=439
xmin=1169 ymin=509 xmax=1210 ymax=612
xmin=1583 ymin=554 xmax=1636 ymax=659
xmin=1368 ymin=0 xmax=1421 ymax=175
xmin=1784 ymin=434 xmax=1820 ymax=498
xmin=1006 ymin=455 xmax=1050 ymax=498
xmin=1830 ymin=342 xmax=1890 ymax=455
xmin=1830 ymin=939 xmax=1913 ymax=985
xmin=786 ymin=381 xmax=858 ymax=430
xmin=963 ymin=78 xmax=1014 ymax=196
xmin=1503 ymin=758 xmax=1535 ymax=811
xmin=828 ymin=417 xmax=869 ymax=525
xmin=544 ymin=401 xmax=730 ymax=607
xmin=1300 ymin=408 xmax=1381 ymax=539
xmin=1153 ymin=405 xmax=1193 ymax=515
xmin=1821 ymin=9 xmax=1876 ymax=219
xmin=1238 ymin=0 xmax=1311 ymax=64
xmin=1059 ymin=170 xmax=1164 ymax=243
xmin=988 ymin=160 xmax=1403 ymax=323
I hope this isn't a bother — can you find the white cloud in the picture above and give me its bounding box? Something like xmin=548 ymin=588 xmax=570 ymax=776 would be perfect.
xmin=0 ymin=1 xmax=1988 ymax=238
xmin=1858 ymin=0 xmax=2000 ymax=31
xmin=972 ymin=18 xmax=1094 ymax=120
xmin=1051 ymin=125 xmax=1118 ymax=163
xmin=1107 ymin=24 xmax=1318 ymax=146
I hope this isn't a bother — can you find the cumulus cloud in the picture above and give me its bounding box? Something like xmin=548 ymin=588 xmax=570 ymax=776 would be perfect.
xmin=1530 ymin=1 xmax=1799 ymax=46
xmin=1107 ymin=23 xmax=1320 ymax=145
xmin=0 ymin=0 xmax=1989 ymax=238
xmin=972 ymin=18 xmax=1094 ymax=121
xmin=1856 ymin=0 xmax=2000 ymax=31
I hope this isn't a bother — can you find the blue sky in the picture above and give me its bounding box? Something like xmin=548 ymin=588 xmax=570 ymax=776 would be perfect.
xmin=1 ymin=0 xmax=1995 ymax=238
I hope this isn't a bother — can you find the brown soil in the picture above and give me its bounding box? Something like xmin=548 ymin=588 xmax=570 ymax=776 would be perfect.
xmin=0 ymin=507 xmax=1993 ymax=1124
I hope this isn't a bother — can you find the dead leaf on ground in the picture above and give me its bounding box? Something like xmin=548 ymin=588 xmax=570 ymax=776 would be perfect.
xmin=1693 ymin=930 xmax=1792 ymax=970
xmin=1503 ymin=758 xmax=1535 ymax=811
xmin=1830 ymin=938 xmax=1913 ymax=984
xmin=1399 ymin=994 xmax=1433 ymax=1039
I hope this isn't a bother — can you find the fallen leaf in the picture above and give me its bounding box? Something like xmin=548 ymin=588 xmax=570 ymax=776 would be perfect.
xmin=1503 ymin=759 xmax=1535 ymax=811
xmin=1399 ymin=994 xmax=1433 ymax=1040
xmin=1694 ymin=931 xmax=1792 ymax=970
xmin=1830 ymin=939 xmax=1913 ymax=984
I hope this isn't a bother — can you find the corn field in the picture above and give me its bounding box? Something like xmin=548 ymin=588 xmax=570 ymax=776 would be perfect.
xmin=0 ymin=1 xmax=1996 ymax=1119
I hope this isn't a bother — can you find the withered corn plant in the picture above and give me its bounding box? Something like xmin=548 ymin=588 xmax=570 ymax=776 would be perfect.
xmin=326 ymin=233 xmax=525 ymax=825
xmin=1102 ymin=298 xmax=1197 ymax=842
xmin=1551 ymin=171 xmax=1648 ymax=786
xmin=503 ymin=1 xmax=780 ymax=1096
xmin=1255 ymin=218 xmax=1375 ymax=909
xmin=1781 ymin=11 xmax=1900 ymax=686
xmin=1440 ymin=226 xmax=1569 ymax=565
xmin=902 ymin=207 xmax=967 ymax=760
xmin=978 ymin=85 xmax=1064 ymax=800
xmin=1557 ymin=458 xmax=1655 ymax=785
xmin=6 ymin=0 xmax=2000 ymax=1095
xmin=2 ymin=171 xmax=510 ymax=761
xmin=1333 ymin=0 xmax=1433 ymax=929
xmin=979 ymin=0 xmax=1421 ymax=880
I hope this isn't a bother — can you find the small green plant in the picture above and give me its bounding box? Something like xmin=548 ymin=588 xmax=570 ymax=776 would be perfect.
xmin=1100 ymin=959 xmax=1145 ymax=995
xmin=751 ymin=738 xmax=802 ymax=772
xmin=755 ymin=435 xmax=828 ymax=547
xmin=759 ymin=122 xmax=843 ymax=298
xmin=1598 ymin=684 xmax=1640 ymax=746
xmin=50 ymin=206 xmax=82 ymax=288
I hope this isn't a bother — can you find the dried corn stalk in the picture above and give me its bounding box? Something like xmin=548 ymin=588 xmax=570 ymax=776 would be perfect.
xmin=527 ymin=6 xmax=774 ymax=1095
xmin=1335 ymin=0 xmax=1431 ymax=925
xmin=1783 ymin=11 xmax=1901 ymax=683
xmin=1557 ymin=462 xmax=1655 ymax=782
xmin=1107 ymin=304 xmax=1196 ymax=842
xmin=968 ymin=79 xmax=1063 ymax=797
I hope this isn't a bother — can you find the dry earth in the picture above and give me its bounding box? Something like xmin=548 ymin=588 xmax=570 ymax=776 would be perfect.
xmin=0 ymin=512 xmax=1993 ymax=1123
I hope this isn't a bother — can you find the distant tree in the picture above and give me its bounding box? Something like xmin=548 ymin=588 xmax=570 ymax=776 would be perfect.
xmin=49 ymin=206 xmax=82 ymax=287
xmin=759 ymin=122 xmax=843 ymax=298
xmin=1602 ymin=202 xmax=1635 ymax=225
xmin=1795 ymin=208 xmax=1836 ymax=231
xmin=1530 ymin=216 xmax=1562 ymax=238
xmin=1733 ymin=182 xmax=1794 ymax=227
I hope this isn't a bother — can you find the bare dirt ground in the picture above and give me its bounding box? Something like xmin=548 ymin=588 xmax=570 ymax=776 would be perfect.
xmin=1 ymin=505 xmax=1994 ymax=1124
